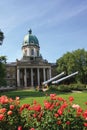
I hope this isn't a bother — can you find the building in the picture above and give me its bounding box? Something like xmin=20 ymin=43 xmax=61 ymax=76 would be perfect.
xmin=6 ymin=29 xmax=52 ymax=88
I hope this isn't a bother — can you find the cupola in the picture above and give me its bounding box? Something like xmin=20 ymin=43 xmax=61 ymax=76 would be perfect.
xmin=22 ymin=29 xmax=40 ymax=58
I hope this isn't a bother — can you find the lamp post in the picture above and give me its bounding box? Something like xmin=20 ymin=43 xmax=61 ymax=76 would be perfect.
xmin=0 ymin=29 xmax=4 ymax=45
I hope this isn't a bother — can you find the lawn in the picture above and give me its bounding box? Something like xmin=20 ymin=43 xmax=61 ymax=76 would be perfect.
xmin=0 ymin=89 xmax=87 ymax=109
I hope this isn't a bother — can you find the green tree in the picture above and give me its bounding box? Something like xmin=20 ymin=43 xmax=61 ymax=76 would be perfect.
xmin=0 ymin=56 xmax=7 ymax=86
xmin=56 ymin=49 xmax=87 ymax=84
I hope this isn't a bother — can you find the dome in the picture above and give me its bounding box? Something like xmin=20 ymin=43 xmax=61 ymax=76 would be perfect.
xmin=22 ymin=29 xmax=39 ymax=47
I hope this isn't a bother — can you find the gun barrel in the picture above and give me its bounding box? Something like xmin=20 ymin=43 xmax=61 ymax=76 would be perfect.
xmin=52 ymin=71 xmax=78 ymax=84
xmin=42 ymin=72 xmax=65 ymax=85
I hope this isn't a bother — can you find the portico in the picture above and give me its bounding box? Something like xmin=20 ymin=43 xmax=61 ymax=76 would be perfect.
xmin=17 ymin=66 xmax=51 ymax=87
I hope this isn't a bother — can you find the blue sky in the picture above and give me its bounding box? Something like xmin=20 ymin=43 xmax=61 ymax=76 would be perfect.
xmin=0 ymin=0 xmax=87 ymax=63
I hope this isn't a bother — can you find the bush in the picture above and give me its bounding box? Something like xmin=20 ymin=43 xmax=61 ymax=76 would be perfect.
xmin=49 ymin=84 xmax=87 ymax=92
xmin=0 ymin=94 xmax=87 ymax=130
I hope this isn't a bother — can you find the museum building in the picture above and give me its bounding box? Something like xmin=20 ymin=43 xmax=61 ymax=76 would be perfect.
xmin=6 ymin=29 xmax=52 ymax=88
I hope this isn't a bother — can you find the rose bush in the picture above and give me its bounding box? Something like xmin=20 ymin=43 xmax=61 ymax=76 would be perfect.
xmin=0 ymin=94 xmax=87 ymax=130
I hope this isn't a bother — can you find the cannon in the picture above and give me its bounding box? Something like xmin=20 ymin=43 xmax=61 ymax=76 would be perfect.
xmin=42 ymin=72 xmax=65 ymax=85
xmin=52 ymin=71 xmax=78 ymax=84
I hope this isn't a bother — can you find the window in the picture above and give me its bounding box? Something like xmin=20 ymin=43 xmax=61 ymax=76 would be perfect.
xmin=31 ymin=49 xmax=34 ymax=55
xmin=37 ymin=50 xmax=39 ymax=56
xmin=24 ymin=50 xmax=27 ymax=56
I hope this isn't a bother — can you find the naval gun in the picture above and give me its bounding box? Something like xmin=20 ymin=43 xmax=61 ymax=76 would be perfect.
xmin=52 ymin=71 xmax=78 ymax=84
xmin=42 ymin=72 xmax=65 ymax=85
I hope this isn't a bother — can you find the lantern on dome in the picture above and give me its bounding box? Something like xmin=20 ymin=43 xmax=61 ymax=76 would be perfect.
xmin=0 ymin=29 xmax=4 ymax=45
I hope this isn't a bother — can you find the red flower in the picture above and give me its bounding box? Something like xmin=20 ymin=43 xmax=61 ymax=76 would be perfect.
xmin=57 ymin=108 xmax=63 ymax=115
xmin=18 ymin=126 xmax=22 ymax=130
xmin=0 ymin=96 xmax=8 ymax=104
xmin=44 ymin=101 xmax=51 ymax=109
xmin=61 ymin=102 xmax=68 ymax=109
xmin=30 ymin=128 xmax=35 ymax=130
xmin=84 ymin=123 xmax=87 ymax=127
xmin=76 ymin=107 xmax=83 ymax=116
xmin=66 ymin=121 xmax=70 ymax=125
xmin=85 ymin=102 xmax=87 ymax=105
xmin=55 ymin=102 xmax=60 ymax=106
xmin=0 ymin=108 xmax=6 ymax=114
xmin=33 ymin=104 xmax=41 ymax=112
xmin=54 ymin=113 xmax=59 ymax=117
xmin=33 ymin=100 xmax=37 ymax=104
xmin=69 ymin=96 xmax=74 ymax=102
xmin=0 ymin=114 xmax=4 ymax=121
xmin=83 ymin=110 xmax=87 ymax=120
xmin=33 ymin=113 xmax=37 ymax=118
xmin=10 ymin=105 xmax=14 ymax=110
xmin=57 ymin=120 xmax=61 ymax=125
xmin=57 ymin=97 xmax=64 ymax=102
xmin=50 ymin=94 xmax=56 ymax=100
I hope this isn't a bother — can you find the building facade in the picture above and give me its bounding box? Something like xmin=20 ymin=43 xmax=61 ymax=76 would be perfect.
xmin=6 ymin=29 xmax=52 ymax=88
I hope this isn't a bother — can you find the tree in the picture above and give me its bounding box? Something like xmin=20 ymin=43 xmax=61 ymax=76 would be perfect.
xmin=0 ymin=56 xmax=7 ymax=86
xmin=56 ymin=49 xmax=87 ymax=84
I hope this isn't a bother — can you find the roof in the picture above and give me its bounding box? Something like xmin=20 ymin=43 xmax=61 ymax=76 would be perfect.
xmin=22 ymin=29 xmax=39 ymax=47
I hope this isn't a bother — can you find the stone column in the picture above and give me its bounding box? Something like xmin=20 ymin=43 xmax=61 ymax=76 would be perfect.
xmin=31 ymin=68 xmax=33 ymax=86
xmin=49 ymin=67 xmax=52 ymax=79
xmin=43 ymin=68 xmax=46 ymax=82
xmin=37 ymin=68 xmax=40 ymax=86
xmin=24 ymin=68 xmax=27 ymax=87
xmin=17 ymin=68 xmax=20 ymax=87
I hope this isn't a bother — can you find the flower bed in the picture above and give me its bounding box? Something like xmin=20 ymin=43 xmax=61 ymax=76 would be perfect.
xmin=0 ymin=94 xmax=87 ymax=130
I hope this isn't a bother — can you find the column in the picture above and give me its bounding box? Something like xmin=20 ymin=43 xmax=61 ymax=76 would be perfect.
xmin=17 ymin=68 xmax=20 ymax=87
xmin=31 ymin=68 xmax=33 ymax=86
xmin=49 ymin=67 xmax=52 ymax=79
xmin=37 ymin=68 xmax=40 ymax=86
xmin=24 ymin=68 xmax=27 ymax=87
xmin=43 ymin=68 xmax=46 ymax=82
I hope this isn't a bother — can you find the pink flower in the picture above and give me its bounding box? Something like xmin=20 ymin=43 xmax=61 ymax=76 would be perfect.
xmin=16 ymin=97 xmax=20 ymax=100
xmin=0 ymin=96 xmax=8 ymax=104
xmin=18 ymin=126 xmax=22 ymax=130
xmin=10 ymin=105 xmax=14 ymax=110
xmin=7 ymin=110 xmax=12 ymax=115
xmin=0 ymin=114 xmax=4 ymax=121
xmin=72 ymin=104 xmax=80 ymax=109
xmin=84 ymin=123 xmax=87 ymax=127
xmin=30 ymin=128 xmax=35 ymax=130
xmin=0 ymin=108 xmax=6 ymax=113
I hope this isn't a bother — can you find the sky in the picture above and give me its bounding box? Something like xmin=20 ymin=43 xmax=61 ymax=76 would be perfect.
xmin=0 ymin=0 xmax=87 ymax=63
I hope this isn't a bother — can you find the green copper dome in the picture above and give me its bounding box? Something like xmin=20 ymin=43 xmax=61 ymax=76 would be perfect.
xmin=22 ymin=29 xmax=39 ymax=47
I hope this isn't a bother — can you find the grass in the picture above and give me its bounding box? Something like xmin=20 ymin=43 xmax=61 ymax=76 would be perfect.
xmin=0 ymin=89 xmax=87 ymax=109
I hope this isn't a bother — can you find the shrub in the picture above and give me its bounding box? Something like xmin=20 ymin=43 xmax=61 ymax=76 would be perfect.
xmin=0 ymin=94 xmax=87 ymax=130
